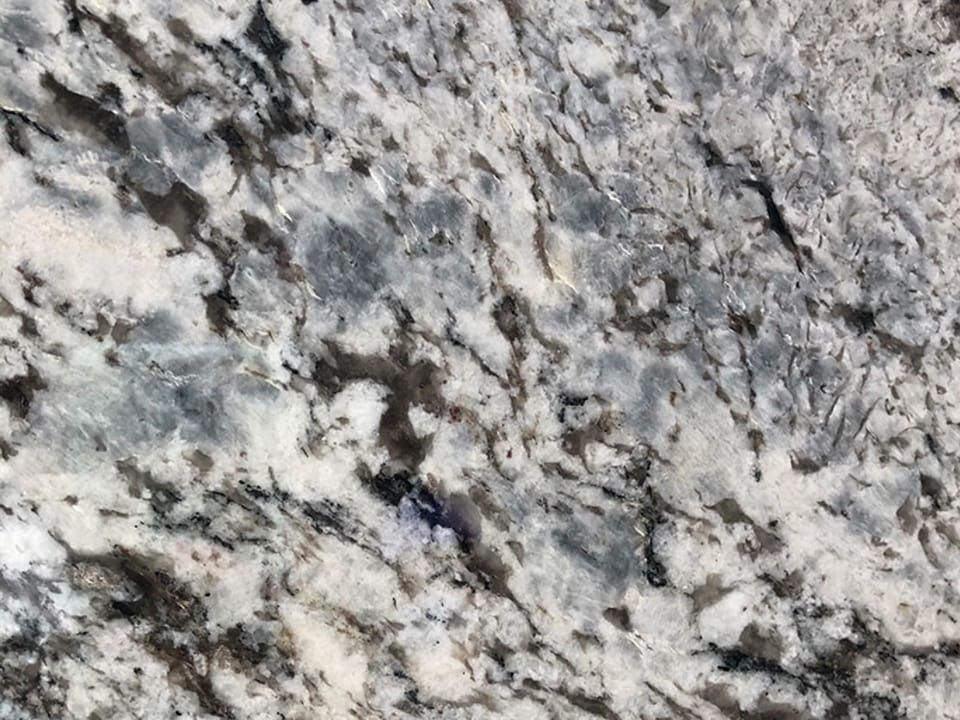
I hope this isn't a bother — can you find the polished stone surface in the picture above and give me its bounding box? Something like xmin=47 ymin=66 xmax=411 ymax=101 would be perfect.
xmin=2 ymin=1 xmax=960 ymax=718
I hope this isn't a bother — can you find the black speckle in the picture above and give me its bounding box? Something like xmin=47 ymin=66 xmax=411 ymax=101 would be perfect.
xmin=644 ymin=541 xmax=668 ymax=587
xmin=603 ymin=606 xmax=631 ymax=631
xmin=364 ymin=465 xmax=482 ymax=550
xmin=97 ymin=82 xmax=123 ymax=108
xmin=743 ymin=178 xmax=803 ymax=271
xmin=714 ymin=646 xmax=783 ymax=674
xmin=349 ymin=155 xmax=371 ymax=176
xmin=366 ymin=464 xmax=416 ymax=507
xmin=302 ymin=498 xmax=354 ymax=540
xmin=0 ymin=365 xmax=47 ymax=419
xmin=698 ymin=137 xmax=725 ymax=168
xmin=833 ymin=303 xmax=875 ymax=335
xmin=62 ymin=0 xmax=84 ymax=33
xmin=246 ymin=1 xmax=289 ymax=65
xmin=202 ymin=284 xmax=239 ymax=336
xmin=938 ymin=86 xmax=959 ymax=102
xmin=643 ymin=0 xmax=671 ymax=18
xmin=40 ymin=72 xmax=129 ymax=151
xmin=215 ymin=121 xmax=246 ymax=150
xmin=625 ymin=456 xmax=651 ymax=485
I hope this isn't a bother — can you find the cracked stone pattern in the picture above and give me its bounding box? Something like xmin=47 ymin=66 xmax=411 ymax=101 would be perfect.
xmin=2 ymin=1 xmax=960 ymax=718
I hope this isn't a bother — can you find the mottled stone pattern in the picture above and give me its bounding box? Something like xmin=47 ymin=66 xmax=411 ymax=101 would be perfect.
xmin=1 ymin=0 xmax=959 ymax=718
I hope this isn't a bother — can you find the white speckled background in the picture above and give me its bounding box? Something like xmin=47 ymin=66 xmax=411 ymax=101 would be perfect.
xmin=2 ymin=1 xmax=960 ymax=718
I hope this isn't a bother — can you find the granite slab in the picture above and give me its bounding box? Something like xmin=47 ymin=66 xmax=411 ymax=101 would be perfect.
xmin=1 ymin=1 xmax=960 ymax=718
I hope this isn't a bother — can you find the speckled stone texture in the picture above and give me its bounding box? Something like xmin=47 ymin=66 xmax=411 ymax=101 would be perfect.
xmin=2 ymin=1 xmax=960 ymax=718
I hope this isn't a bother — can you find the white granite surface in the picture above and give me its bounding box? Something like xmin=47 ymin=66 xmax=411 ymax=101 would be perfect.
xmin=2 ymin=1 xmax=960 ymax=718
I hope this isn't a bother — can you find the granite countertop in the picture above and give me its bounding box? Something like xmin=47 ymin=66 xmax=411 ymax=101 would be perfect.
xmin=2 ymin=1 xmax=960 ymax=718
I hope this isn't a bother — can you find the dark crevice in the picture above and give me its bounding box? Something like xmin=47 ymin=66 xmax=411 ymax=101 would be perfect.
xmin=742 ymin=178 xmax=804 ymax=271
